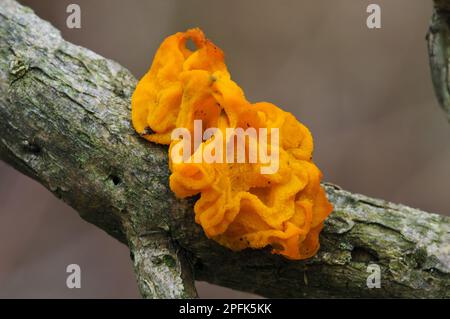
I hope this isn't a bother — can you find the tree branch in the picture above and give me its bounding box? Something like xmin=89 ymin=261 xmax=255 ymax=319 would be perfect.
xmin=428 ymin=0 xmax=450 ymax=121
xmin=0 ymin=0 xmax=196 ymax=298
xmin=0 ymin=0 xmax=449 ymax=298
xmin=128 ymin=231 xmax=197 ymax=298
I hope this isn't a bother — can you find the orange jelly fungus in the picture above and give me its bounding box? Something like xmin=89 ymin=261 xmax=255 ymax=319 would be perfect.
xmin=131 ymin=28 xmax=333 ymax=260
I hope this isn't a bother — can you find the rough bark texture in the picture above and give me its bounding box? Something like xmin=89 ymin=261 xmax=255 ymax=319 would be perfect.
xmin=0 ymin=0 xmax=449 ymax=298
xmin=0 ymin=0 xmax=196 ymax=298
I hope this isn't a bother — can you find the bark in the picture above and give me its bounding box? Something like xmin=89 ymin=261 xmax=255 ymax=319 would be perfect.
xmin=0 ymin=0 xmax=449 ymax=298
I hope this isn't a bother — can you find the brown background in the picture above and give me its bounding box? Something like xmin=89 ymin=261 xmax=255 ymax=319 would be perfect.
xmin=0 ymin=0 xmax=448 ymax=298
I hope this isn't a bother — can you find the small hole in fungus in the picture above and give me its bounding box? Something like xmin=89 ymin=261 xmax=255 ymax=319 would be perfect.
xmin=140 ymin=126 xmax=154 ymax=136
xmin=185 ymin=38 xmax=197 ymax=51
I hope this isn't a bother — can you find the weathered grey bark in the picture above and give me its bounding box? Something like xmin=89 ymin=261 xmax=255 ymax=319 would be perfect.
xmin=0 ymin=0 xmax=449 ymax=298
xmin=0 ymin=0 xmax=196 ymax=299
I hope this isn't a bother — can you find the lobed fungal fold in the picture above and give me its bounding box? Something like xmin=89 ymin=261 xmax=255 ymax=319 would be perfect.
xmin=132 ymin=28 xmax=333 ymax=259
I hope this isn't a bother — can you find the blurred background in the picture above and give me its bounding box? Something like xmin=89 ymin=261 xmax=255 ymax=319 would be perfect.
xmin=0 ymin=0 xmax=449 ymax=298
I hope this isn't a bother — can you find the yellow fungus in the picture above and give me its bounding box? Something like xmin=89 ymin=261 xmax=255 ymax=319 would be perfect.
xmin=132 ymin=28 xmax=333 ymax=260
